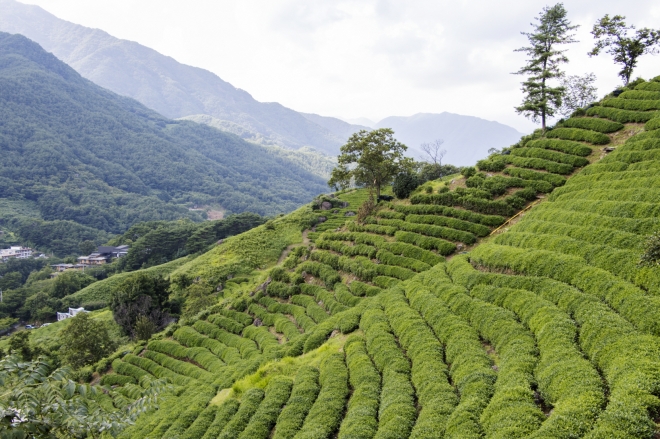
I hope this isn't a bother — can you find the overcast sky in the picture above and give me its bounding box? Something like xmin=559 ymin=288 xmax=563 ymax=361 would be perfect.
xmin=20 ymin=0 xmax=660 ymax=132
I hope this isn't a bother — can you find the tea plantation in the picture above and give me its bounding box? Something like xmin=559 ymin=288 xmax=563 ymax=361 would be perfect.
xmin=94 ymin=77 xmax=660 ymax=438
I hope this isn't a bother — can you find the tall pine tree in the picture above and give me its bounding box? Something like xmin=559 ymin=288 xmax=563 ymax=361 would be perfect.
xmin=514 ymin=3 xmax=578 ymax=130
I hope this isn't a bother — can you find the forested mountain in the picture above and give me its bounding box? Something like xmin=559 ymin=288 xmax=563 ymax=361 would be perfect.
xmin=0 ymin=0 xmax=362 ymax=156
xmin=375 ymin=112 xmax=525 ymax=166
xmin=0 ymin=32 xmax=327 ymax=254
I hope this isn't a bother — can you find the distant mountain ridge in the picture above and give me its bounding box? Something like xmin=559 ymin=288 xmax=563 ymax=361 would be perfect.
xmin=0 ymin=0 xmax=364 ymax=156
xmin=0 ymin=0 xmax=525 ymax=165
xmin=0 ymin=31 xmax=328 ymax=254
xmin=375 ymin=112 xmax=525 ymax=166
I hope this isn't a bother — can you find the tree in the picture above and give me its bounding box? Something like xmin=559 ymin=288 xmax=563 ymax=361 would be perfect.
xmin=78 ymin=240 xmax=97 ymax=256
xmin=51 ymin=271 xmax=96 ymax=299
xmin=0 ymin=354 xmax=167 ymax=438
xmin=419 ymin=139 xmax=446 ymax=165
xmin=514 ymin=3 xmax=579 ymax=130
xmin=589 ymin=15 xmax=660 ymax=85
xmin=110 ymin=272 xmax=170 ymax=338
xmin=328 ymin=129 xmax=412 ymax=198
xmin=392 ymin=172 xmax=421 ymax=199
xmin=640 ymin=231 xmax=660 ymax=267
xmin=559 ymin=73 xmax=599 ymax=116
xmin=59 ymin=313 xmax=118 ymax=369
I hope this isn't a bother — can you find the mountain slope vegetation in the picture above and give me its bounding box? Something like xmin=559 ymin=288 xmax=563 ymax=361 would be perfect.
xmin=0 ymin=32 xmax=327 ymax=253
xmin=76 ymin=77 xmax=660 ymax=438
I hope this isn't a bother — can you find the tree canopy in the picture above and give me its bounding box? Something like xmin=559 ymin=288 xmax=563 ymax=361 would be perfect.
xmin=514 ymin=3 xmax=578 ymax=130
xmin=328 ymin=129 xmax=412 ymax=198
xmin=589 ymin=15 xmax=660 ymax=85
xmin=58 ymin=313 xmax=118 ymax=369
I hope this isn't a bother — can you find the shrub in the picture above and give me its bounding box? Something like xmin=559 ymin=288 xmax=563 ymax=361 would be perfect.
xmin=635 ymin=81 xmax=660 ymax=91
xmin=377 ymin=218 xmax=477 ymax=244
xmin=392 ymin=172 xmax=421 ymax=199
xmin=393 ymin=204 xmax=505 ymax=227
xmin=644 ymin=117 xmax=660 ymax=131
xmin=560 ymin=117 xmax=624 ymax=133
xmin=238 ymin=377 xmax=293 ymax=439
xmin=509 ymin=147 xmax=589 ymax=167
xmin=505 ymin=155 xmax=574 ymax=174
xmin=602 ymin=98 xmax=660 ymax=111
xmin=394 ymin=230 xmax=456 ymax=255
xmin=376 ymin=249 xmax=431 ymax=272
xmin=525 ymin=138 xmax=592 ymax=156
xmin=546 ymin=127 xmax=610 ymax=145
xmin=503 ymin=167 xmax=567 ymax=186
xmin=619 ymin=90 xmax=660 ymax=100
xmin=100 ymin=374 xmax=136 ymax=386
xmin=273 ymin=366 xmax=321 ymax=439
xmin=296 ymin=261 xmax=341 ymax=288
xmin=461 ymin=166 xmax=477 ymax=178
xmin=406 ymin=213 xmax=491 ymax=237
xmin=291 ymin=353 xmax=349 ymax=439
xmin=337 ymin=335 xmax=380 ymax=439
xmin=373 ymin=276 xmax=400 ymax=289
xmin=476 ymin=156 xmax=507 ymax=172
xmin=349 ymin=281 xmax=382 ymax=297
xmin=380 ymin=241 xmax=444 ymax=266
xmin=586 ymin=106 xmax=660 ymax=123
xmin=215 ymin=388 xmax=265 ymax=439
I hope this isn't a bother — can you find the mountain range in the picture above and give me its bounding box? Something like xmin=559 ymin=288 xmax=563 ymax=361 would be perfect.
xmin=0 ymin=31 xmax=327 ymax=255
xmin=0 ymin=0 xmax=524 ymax=165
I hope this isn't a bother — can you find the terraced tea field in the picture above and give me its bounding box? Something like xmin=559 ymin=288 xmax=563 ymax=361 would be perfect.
xmin=99 ymin=78 xmax=660 ymax=439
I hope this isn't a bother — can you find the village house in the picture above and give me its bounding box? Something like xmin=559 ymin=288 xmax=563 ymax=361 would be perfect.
xmin=57 ymin=307 xmax=89 ymax=321
xmin=77 ymin=245 xmax=129 ymax=265
xmin=0 ymin=246 xmax=33 ymax=262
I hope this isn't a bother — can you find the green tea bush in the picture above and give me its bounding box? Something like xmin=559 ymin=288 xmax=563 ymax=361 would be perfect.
xmin=602 ymin=98 xmax=660 ymax=111
xmin=193 ymin=320 xmax=261 ymax=359
xmin=174 ymin=326 xmax=242 ymax=364
xmin=403 ymin=279 xmax=495 ymax=438
xmin=476 ymin=156 xmax=508 ymax=172
xmin=503 ymin=167 xmax=567 ymax=186
xmin=123 ymin=353 xmax=192 ymax=386
xmin=560 ymin=117 xmax=624 ymax=133
xmin=266 ymin=281 xmax=297 ymax=299
xmin=347 ymin=222 xmax=398 ymax=236
xmin=417 ymin=265 xmax=544 ymax=438
xmin=143 ymin=350 xmax=213 ymax=381
xmin=296 ymin=261 xmax=341 ymax=288
xmin=380 ymin=241 xmax=444 ymax=266
xmin=161 ymin=388 xmax=217 ymax=438
xmin=266 ymin=301 xmax=316 ymax=332
xmin=100 ymin=373 xmax=136 ymax=386
xmin=333 ymin=283 xmax=362 ymax=307
xmin=506 ymin=155 xmax=575 ymax=174
xmin=273 ymin=366 xmax=321 ymax=439
xmin=405 ymin=214 xmax=491 ymax=237
xmin=373 ymin=276 xmax=400 ymax=289
xmin=635 ymin=81 xmax=660 ymax=91
xmin=300 ymin=284 xmax=349 ymax=314
xmin=148 ymin=339 xmax=226 ymax=373
xmin=459 ymin=196 xmax=515 ymax=217
xmin=316 ymin=240 xmax=378 ymax=259
xmin=198 ymin=399 xmax=241 ymax=439
xmin=349 ymin=281 xmax=382 ymax=297
xmin=291 ymin=295 xmax=330 ymax=324
xmin=376 ymin=210 xmax=406 ymax=220
xmin=360 ymin=305 xmax=416 ymax=438
xmin=209 ymin=308 xmax=254 ymax=327
xmin=381 ymin=289 xmax=458 ymax=437
xmin=546 ymin=127 xmax=610 ymax=144
xmin=509 ymin=147 xmax=589 ymax=167
xmin=447 ymin=258 xmax=660 ymax=439
xmin=619 ymin=89 xmax=660 ymax=100
xmin=292 ymin=353 xmax=349 ymax=439
xmin=238 ymin=377 xmax=293 ymax=439
xmin=179 ymin=404 xmax=218 ymax=439
xmin=470 ymin=244 xmax=660 ymax=337
xmin=586 ymin=106 xmax=659 ymax=123
xmin=337 ymin=335 xmax=380 ymax=439
xmin=336 ymin=255 xmax=377 ymax=282
xmin=394 ymin=230 xmax=456 ymax=254
xmin=375 ymin=249 xmax=431 ymax=272
xmin=525 ymin=138 xmax=593 ymax=156
xmin=215 ymin=388 xmax=265 ymax=439
xmin=644 ymin=117 xmax=660 ymax=131
xmin=393 ymin=204 xmax=505 ymax=227
xmin=377 ymin=218 xmax=477 ymax=244
xmin=207 ymin=314 xmax=245 ymax=334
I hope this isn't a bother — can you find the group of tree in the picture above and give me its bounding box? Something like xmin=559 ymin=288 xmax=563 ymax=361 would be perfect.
xmin=328 ymin=129 xmax=459 ymax=201
xmin=515 ymin=3 xmax=660 ymax=130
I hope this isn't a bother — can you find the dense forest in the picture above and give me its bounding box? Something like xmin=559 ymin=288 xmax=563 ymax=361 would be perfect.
xmin=0 ymin=32 xmax=328 ymax=252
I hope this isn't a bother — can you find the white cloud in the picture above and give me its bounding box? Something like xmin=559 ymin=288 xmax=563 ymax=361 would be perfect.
xmin=18 ymin=0 xmax=660 ymax=132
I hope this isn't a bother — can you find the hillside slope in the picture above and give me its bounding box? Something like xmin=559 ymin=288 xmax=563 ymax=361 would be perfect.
xmin=0 ymin=32 xmax=327 ymax=249
xmin=90 ymin=77 xmax=660 ymax=439
xmin=0 ymin=0 xmax=359 ymax=156
xmin=376 ymin=112 xmax=525 ymax=166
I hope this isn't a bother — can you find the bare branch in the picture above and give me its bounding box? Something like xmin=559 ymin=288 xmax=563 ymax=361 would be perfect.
xmin=419 ymin=139 xmax=446 ymax=165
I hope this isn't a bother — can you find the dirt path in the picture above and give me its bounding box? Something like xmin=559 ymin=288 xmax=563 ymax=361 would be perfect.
xmin=276 ymin=230 xmax=310 ymax=265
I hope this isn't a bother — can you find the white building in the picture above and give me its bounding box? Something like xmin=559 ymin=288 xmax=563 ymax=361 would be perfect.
xmin=0 ymin=246 xmax=33 ymax=262
xmin=57 ymin=307 xmax=88 ymax=321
